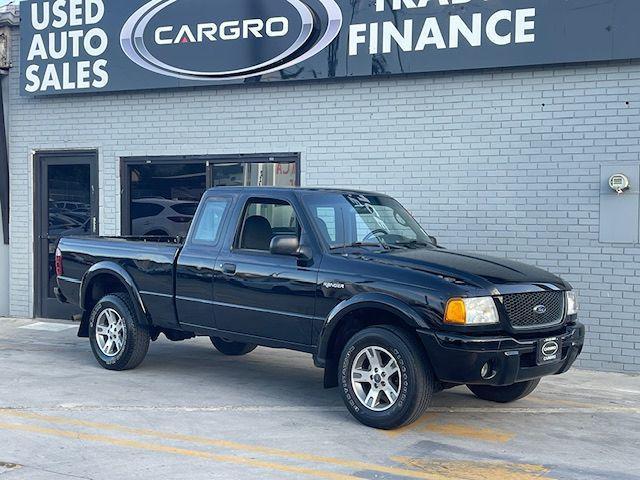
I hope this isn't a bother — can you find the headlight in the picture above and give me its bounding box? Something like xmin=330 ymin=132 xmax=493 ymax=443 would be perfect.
xmin=566 ymin=290 xmax=578 ymax=316
xmin=444 ymin=297 xmax=500 ymax=326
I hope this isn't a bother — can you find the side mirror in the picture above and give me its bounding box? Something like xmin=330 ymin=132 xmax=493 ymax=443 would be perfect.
xmin=428 ymin=235 xmax=438 ymax=247
xmin=270 ymin=235 xmax=301 ymax=256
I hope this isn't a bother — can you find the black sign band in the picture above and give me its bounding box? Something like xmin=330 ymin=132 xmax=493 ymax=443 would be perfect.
xmin=20 ymin=0 xmax=640 ymax=96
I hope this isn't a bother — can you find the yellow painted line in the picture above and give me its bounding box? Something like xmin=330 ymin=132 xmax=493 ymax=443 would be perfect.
xmin=0 ymin=409 xmax=449 ymax=480
xmin=384 ymin=412 xmax=513 ymax=444
xmin=391 ymin=457 xmax=554 ymax=480
xmin=421 ymin=422 xmax=514 ymax=443
xmin=428 ymin=406 xmax=640 ymax=414
xmin=0 ymin=462 xmax=21 ymax=472
xmin=523 ymin=396 xmax=606 ymax=409
xmin=384 ymin=413 xmax=440 ymax=438
xmin=0 ymin=421 xmax=358 ymax=480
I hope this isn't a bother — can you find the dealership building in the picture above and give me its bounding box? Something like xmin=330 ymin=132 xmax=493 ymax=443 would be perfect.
xmin=1 ymin=0 xmax=639 ymax=372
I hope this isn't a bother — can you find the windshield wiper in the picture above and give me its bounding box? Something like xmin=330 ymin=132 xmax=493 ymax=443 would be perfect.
xmin=394 ymin=240 xmax=432 ymax=248
xmin=330 ymin=242 xmax=391 ymax=251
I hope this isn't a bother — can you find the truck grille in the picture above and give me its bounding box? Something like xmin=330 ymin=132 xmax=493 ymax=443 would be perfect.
xmin=502 ymin=291 xmax=565 ymax=329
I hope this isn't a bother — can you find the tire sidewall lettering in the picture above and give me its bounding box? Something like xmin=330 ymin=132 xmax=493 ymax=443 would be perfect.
xmin=394 ymin=350 xmax=408 ymax=408
xmin=340 ymin=336 xmax=411 ymax=417
xmin=341 ymin=345 xmax=359 ymax=412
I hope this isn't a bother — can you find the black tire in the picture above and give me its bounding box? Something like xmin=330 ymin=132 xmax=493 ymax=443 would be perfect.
xmin=210 ymin=337 xmax=257 ymax=356
xmin=88 ymin=293 xmax=150 ymax=371
xmin=339 ymin=325 xmax=435 ymax=430
xmin=467 ymin=379 xmax=540 ymax=403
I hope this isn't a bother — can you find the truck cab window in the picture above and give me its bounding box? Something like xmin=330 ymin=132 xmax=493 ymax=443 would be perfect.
xmin=238 ymin=199 xmax=299 ymax=251
xmin=354 ymin=204 xmax=418 ymax=241
xmin=191 ymin=198 xmax=230 ymax=244
xmin=304 ymin=192 xmax=431 ymax=249
xmin=314 ymin=207 xmax=338 ymax=242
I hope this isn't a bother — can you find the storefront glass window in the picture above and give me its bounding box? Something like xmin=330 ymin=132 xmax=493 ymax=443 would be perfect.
xmin=125 ymin=157 xmax=298 ymax=238
xmin=213 ymin=162 xmax=297 ymax=187
xmin=213 ymin=163 xmax=245 ymax=187
xmin=129 ymin=163 xmax=206 ymax=237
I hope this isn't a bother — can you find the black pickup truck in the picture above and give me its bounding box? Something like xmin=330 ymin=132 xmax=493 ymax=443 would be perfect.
xmin=56 ymin=187 xmax=584 ymax=429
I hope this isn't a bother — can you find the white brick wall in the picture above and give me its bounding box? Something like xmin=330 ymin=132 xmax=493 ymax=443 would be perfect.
xmin=7 ymin=30 xmax=640 ymax=371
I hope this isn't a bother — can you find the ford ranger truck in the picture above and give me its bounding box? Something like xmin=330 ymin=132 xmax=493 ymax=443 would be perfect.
xmin=55 ymin=187 xmax=585 ymax=429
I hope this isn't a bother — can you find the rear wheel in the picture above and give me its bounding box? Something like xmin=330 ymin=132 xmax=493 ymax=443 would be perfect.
xmin=339 ymin=325 xmax=435 ymax=430
xmin=210 ymin=337 xmax=257 ymax=356
xmin=89 ymin=293 xmax=150 ymax=371
xmin=467 ymin=379 xmax=540 ymax=403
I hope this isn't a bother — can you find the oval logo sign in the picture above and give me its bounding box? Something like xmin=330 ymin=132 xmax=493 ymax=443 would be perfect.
xmin=541 ymin=340 xmax=559 ymax=357
xmin=121 ymin=0 xmax=342 ymax=81
xmin=533 ymin=304 xmax=547 ymax=315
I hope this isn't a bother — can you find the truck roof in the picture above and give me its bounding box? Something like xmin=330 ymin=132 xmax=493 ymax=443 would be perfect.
xmin=207 ymin=186 xmax=386 ymax=196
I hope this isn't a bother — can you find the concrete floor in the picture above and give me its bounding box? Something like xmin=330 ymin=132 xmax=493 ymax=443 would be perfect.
xmin=0 ymin=318 xmax=639 ymax=480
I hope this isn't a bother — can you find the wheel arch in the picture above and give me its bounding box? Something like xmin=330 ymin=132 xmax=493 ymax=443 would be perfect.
xmin=78 ymin=262 xmax=149 ymax=337
xmin=315 ymin=293 xmax=429 ymax=388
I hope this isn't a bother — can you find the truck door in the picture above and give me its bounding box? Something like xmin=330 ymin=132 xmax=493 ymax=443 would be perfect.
xmin=213 ymin=194 xmax=319 ymax=346
xmin=175 ymin=195 xmax=233 ymax=329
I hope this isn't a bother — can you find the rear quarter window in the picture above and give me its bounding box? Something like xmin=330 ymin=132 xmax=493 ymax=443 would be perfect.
xmin=191 ymin=198 xmax=231 ymax=244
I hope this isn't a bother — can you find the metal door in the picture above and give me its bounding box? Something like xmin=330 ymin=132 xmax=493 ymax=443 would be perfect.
xmin=35 ymin=151 xmax=98 ymax=319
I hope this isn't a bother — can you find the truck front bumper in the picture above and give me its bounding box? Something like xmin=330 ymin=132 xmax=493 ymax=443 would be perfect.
xmin=417 ymin=322 xmax=585 ymax=386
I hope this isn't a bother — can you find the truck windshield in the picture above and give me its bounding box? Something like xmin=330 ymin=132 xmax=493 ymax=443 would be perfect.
xmin=304 ymin=192 xmax=433 ymax=250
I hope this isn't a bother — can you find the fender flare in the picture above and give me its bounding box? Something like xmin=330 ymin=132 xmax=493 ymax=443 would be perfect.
xmin=314 ymin=292 xmax=429 ymax=369
xmin=78 ymin=262 xmax=149 ymax=337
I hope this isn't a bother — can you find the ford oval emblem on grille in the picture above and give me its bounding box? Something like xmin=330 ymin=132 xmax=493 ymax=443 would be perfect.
xmin=533 ymin=304 xmax=547 ymax=315
xmin=542 ymin=340 xmax=559 ymax=356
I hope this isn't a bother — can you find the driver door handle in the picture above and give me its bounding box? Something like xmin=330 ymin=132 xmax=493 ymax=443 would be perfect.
xmin=221 ymin=263 xmax=237 ymax=275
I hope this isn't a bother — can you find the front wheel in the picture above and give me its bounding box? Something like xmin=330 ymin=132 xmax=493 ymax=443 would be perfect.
xmin=210 ymin=337 xmax=257 ymax=356
xmin=89 ymin=293 xmax=150 ymax=371
xmin=467 ymin=379 xmax=540 ymax=403
xmin=339 ymin=326 xmax=435 ymax=430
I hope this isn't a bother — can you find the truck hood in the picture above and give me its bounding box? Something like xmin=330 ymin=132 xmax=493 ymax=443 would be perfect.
xmin=359 ymin=247 xmax=568 ymax=293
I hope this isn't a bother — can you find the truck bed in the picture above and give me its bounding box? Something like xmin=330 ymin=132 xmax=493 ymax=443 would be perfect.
xmin=57 ymin=236 xmax=183 ymax=328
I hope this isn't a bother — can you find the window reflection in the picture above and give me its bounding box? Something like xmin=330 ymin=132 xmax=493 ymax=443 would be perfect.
xmin=213 ymin=162 xmax=297 ymax=187
xmin=47 ymin=164 xmax=93 ymax=297
xmin=127 ymin=159 xmax=297 ymax=238
xmin=129 ymin=164 xmax=206 ymax=237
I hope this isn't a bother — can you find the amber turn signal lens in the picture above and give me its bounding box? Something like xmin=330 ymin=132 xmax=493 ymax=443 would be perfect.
xmin=445 ymin=298 xmax=466 ymax=325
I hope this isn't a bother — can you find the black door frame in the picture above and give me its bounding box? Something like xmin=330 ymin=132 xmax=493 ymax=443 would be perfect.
xmin=120 ymin=153 xmax=300 ymax=235
xmin=0 ymin=84 xmax=9 ymax=245
xmin=34 ymin=150 xmax=99 ymax=319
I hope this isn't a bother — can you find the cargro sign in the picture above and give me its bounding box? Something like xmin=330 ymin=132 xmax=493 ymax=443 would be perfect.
xmin=20 ymin=0 xmax=640 ymax=96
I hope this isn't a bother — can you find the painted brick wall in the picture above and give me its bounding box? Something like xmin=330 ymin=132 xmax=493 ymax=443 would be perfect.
xmin=7 ymin=30 xmax=640 ymax=371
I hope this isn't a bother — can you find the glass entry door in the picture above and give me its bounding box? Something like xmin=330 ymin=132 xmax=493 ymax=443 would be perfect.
xmin=36 ymin=152 xmax=98 ymax=319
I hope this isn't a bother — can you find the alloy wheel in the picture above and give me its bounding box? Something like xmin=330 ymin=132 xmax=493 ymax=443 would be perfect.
xmin=95 ymin=308 xmax=126 ymax=357
xmin=350 ymin=346 xmax=402 ymax=412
